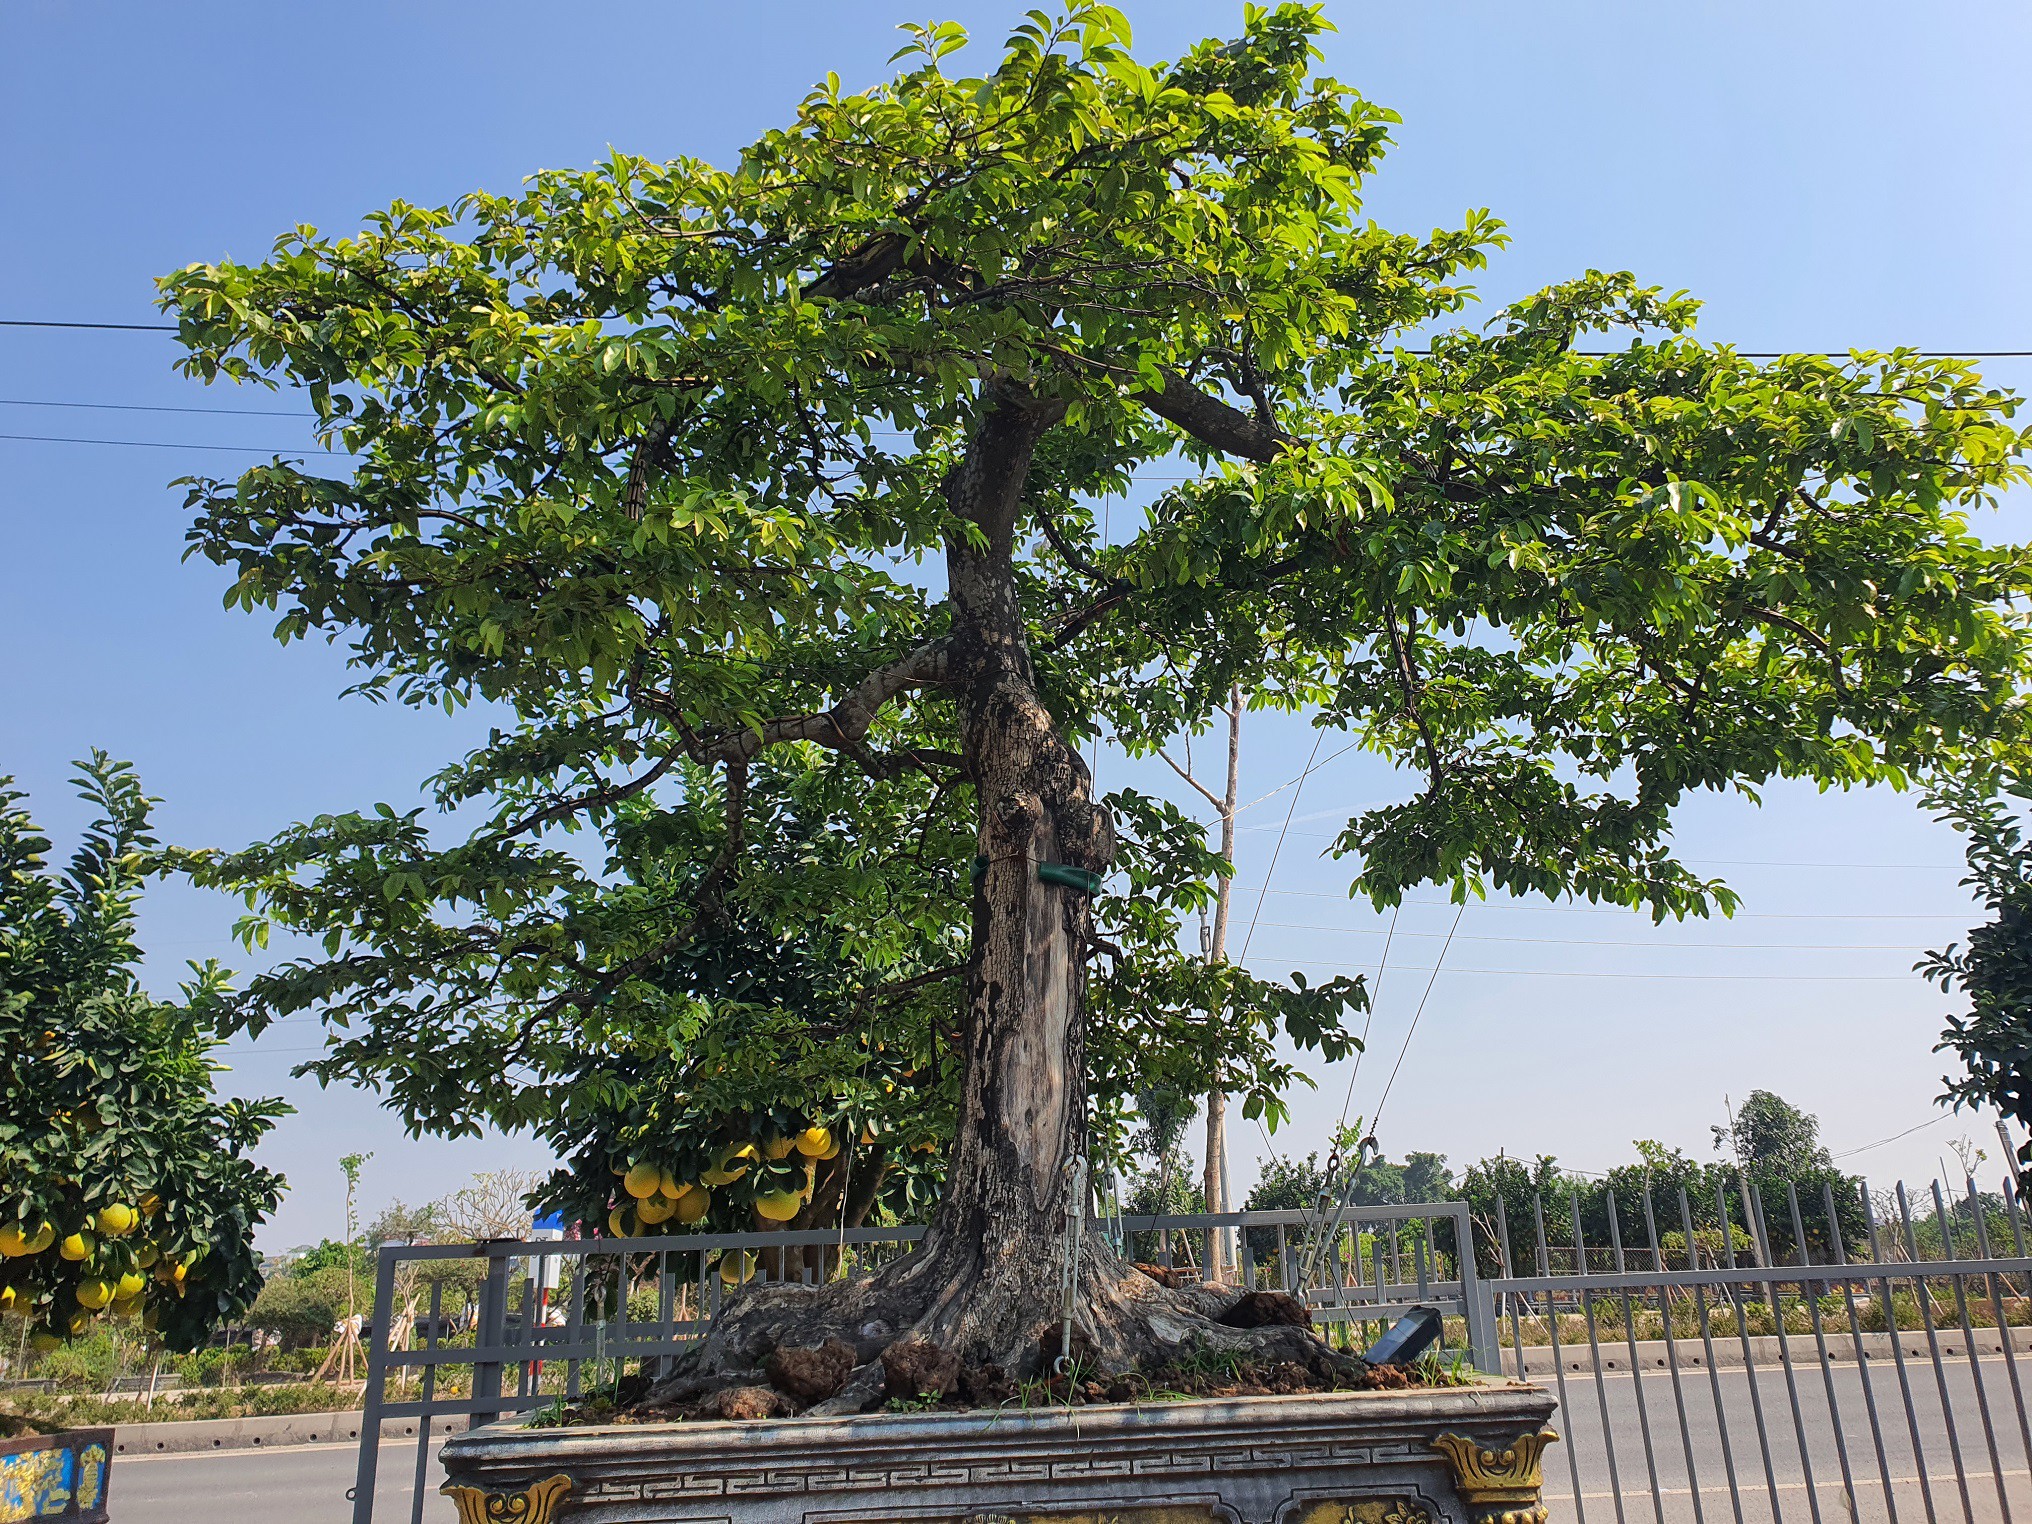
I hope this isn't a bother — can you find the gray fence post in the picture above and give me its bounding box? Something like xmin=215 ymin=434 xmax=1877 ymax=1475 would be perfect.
xmin=349 ymin=1243 xmax=399 ymax=1524
xmin=1453 ymin=1204 xmax=1500 ymax=1374
xmin=469 ymin=1241 xmax=513 ymax=1427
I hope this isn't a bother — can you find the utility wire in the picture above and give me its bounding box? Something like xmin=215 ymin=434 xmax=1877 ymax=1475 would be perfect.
xmin=1238 ymin=730 xmax=1327 ymax=965
xmin=1368 ymin=900 xmax=1467 ymax=1133
xmin=1331 ymin=901 xmax=1399 ymax=1136
xmin=7 ymin=319 xmax=2032 ymax=358
xmin=0 ymin=397 xmax=309 ymax=417
xmin=1232 ymin=885 xmax=1971 ymax=920
xmin=1832 ymin=1114 xmax=1958 ymax=1161
xmin=0 ymin=431 xmax=356 ymax=456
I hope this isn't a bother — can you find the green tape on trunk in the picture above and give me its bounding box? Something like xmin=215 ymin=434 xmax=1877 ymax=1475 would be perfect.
xmin=1036 ymin=861 xmax=1103 ymax=896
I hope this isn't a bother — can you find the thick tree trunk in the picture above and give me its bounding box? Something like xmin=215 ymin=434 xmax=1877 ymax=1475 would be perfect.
xmin=872 ymin=384 xmax=1124 ymax=1366
xmin=656 ymin=390 xmax=1361 ymax=1402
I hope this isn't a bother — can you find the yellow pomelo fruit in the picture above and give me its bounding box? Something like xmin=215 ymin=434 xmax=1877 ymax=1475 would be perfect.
xmin=859 ymin=1127 xmax=878 ymax=1146
xmin=760 ymin=1134 xmax=795 ymax=1161
xmin=27 ymin=1223 xmax=54 ymax=1253
xmin=116 ymin=1270 xmax=147 ymax=1299
xmin=96 ymin=1203 xmax=138 ymax=1237
xmin=138 ymin=1192 xmax=162 ymax=1217
xmin=659 ymin=1168 xmax=680 ymax=1199
xmin=635 ymin=1196 xmax=676 ymax=1225
xmin=675 ymin=1189 xmax=710 ymax=1226
xmin=753 ymin=1189 xmax=802 ymax=1223
xmin=913 ymin=1140 xmax=938 ymax=1154
xmin=75 ymin=1279 xmax=113 ymax=1310
xmin=141 ymin=1307 xmax=159 ymax=1331
xmin=58 ymin=1231 xmax=94 ymax=1262
xmin=109 ymin=1296 xmax=139 ymax=1322
xmin=135 ymin=1243 xmax=159 ymax=1268
xmin=0 ymin=1223 xmax=36 ymax=1257
xmin=623 ymin=1161 xmax=662 ymax=1200
xmin=67 ymin=1309 xmax=92 ymax=1335
xmin=30 ymin=1330 xmax=62 ymax=1353
xmin=717 ymin=1250 xmax=757 ymax=1286
xmin=0 ymin=1285 xmax=17 ymax=1311
xmin=607 ymin=1205 xmax=639 ymax=1238
xmin=171 ymin=1260 xmax=189 ymax=1283
xmin=701 ymin=1143 xmax=758 ymax=1186
xmin=794 ymin=1127 xmax=832 ymax=1159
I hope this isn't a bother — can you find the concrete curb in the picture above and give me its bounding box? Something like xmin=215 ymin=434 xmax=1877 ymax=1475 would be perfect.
xmin=110 ymin=1410 xmax=464 ymax=1455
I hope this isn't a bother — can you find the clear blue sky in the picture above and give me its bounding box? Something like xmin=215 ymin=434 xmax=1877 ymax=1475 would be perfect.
xmin=3 ymin=1 xmax=2028 ymax=1249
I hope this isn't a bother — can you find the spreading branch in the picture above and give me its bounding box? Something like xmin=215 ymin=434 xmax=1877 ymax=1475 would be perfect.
xmin=699 ymin=640 xmax=955 ymax=777
xmin=1136 ymin=368 xmax=1294 ymax=464
xmin=1384 ymin=607 xmax=1445 ymax=792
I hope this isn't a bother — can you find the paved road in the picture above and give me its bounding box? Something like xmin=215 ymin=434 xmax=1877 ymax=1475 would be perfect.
xmin=115 ymin=1436 xmax=455 ymax=1524
xmin=109 ymin=1357 xmax=2032 ymax=1524
xmin=1543 ymin=1352 xmax=2032 ymax=1524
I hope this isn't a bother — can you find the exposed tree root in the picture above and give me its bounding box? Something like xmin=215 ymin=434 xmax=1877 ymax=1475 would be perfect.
xmin=634 ymin=1237 xmax=1371 ymax=1420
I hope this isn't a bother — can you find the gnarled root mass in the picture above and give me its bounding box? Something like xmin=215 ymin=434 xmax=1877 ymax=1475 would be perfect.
xmin=631 ymin=1236 xmax=1374 ymax=1422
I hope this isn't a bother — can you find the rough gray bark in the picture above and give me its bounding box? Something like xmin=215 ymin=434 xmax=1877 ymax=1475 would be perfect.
xmin=653 ymin=386 xmax=1360 ymax=1403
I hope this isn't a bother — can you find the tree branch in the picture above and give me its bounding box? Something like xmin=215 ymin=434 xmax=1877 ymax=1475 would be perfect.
xmin=1747 ymin=606 xmax=1851 ymax=697
xmin=1034 ymin=501 xmax=1124 ymax=588
xmin=490 ymin=747 xmax=683 ymax=843
xmin=1135 ymin=368 xmax=1294 ymax=464
xmin=1384 ymin=607 xmax=1445 ymax=792
xmin=1155 ymin=746 xmax=1225 ymax=810
xmin=699 ymin=639 xmax=954 ymax=775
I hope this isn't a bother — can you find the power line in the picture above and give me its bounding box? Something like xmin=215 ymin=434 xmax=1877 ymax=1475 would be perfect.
xmin=0 ymin=397 xmax=309 ymax=418
xmin=1247 ymin=920 xmax=1933 ymax=952
xmin=1274 ymin=956 xmax=1911 ymax=982
xmin=0 ymin=319 xmax=177 ymax=332
xmin=6 ymin=319 xmax=2032 ymax=358
xmin=1368 ymin=900 xmax=1467 ymax=1131
xmin=1832 ymin=1113 xmax=1958 ymax=1161
xmin=1232 ymin=884 xmax=1973 ymax=921
xmin=0 ymin=431 xmax=356 ymax=456
xmin=1239 ymin=730 xmax=1327 ymax=964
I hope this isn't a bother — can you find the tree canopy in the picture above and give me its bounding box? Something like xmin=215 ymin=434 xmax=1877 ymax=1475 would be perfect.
xmin=1921 ymin=778 xmax=2032 ymax=1165
xmin=153 ymin=3 xmax=2032 ymax=1379
xmin=0 ymin=757 xmax=287 ymax=1351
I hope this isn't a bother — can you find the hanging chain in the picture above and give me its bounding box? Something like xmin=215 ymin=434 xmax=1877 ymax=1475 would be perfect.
xmin=1054 ymin=1149 xmax=1090 ymax=1377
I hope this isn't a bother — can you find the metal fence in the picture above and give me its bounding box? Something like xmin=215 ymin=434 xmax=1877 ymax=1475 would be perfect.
xmin=348 ymin=1201 xmax=1488 ymax=1524
xmin=342 ymin=1179 xmax=2032 ymax=1524
xmin=1483 ymin=1175 xmax=2032 ymax=1524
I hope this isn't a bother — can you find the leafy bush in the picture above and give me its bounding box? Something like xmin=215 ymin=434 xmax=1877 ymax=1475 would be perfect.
xmin=249 ymin=1265 xmax=358 ymax=1348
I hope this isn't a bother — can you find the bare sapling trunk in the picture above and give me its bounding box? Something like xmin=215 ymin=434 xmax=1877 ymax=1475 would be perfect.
xmin=1204 ymin=685 xmax=1241 ymax=1281
xmin=660 ymin=393 xmax=1362 ymax=1407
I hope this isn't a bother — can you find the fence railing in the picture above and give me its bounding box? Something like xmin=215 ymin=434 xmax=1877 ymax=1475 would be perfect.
xmin=348 ymin=1201 xmax=1488 ymax=1524
xmin=346 ymin=1177 xmax=2032 ymax=1524
xmin=1483 ymin=1175 xmax=2032 ymax=1524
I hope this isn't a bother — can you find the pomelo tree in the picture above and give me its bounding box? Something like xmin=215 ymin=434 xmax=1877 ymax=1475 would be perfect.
xmin=160 ymin=5 xmax=2031 ymax=1384
xmin=0 ymin=757 xmax=287 ymax=1352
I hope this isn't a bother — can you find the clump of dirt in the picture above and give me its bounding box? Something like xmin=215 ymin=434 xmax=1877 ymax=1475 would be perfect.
xmin=881 ymin=1336 xmax=961 ymax=1400
xmin=1214 ymin=1290 xmax=1313 ymax=1329
xmin=767 ymin=1337 xmax=856 ymax=1404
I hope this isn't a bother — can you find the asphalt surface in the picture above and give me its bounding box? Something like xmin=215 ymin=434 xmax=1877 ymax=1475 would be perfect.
xmin=110 ymin=1357 xmax=2032 ymax=1524
xmin=114 ymin=1435 xmax=455 ymax=1524
xmin=1542 ymin=1352 xmax=2032 ymax=1524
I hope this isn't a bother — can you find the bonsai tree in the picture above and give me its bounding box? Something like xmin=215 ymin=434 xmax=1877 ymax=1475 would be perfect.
xmin=159 ymin=5 xmax=2031 ymax=1387
xmin=0 ymin=756 xmax=287 ymax=1352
